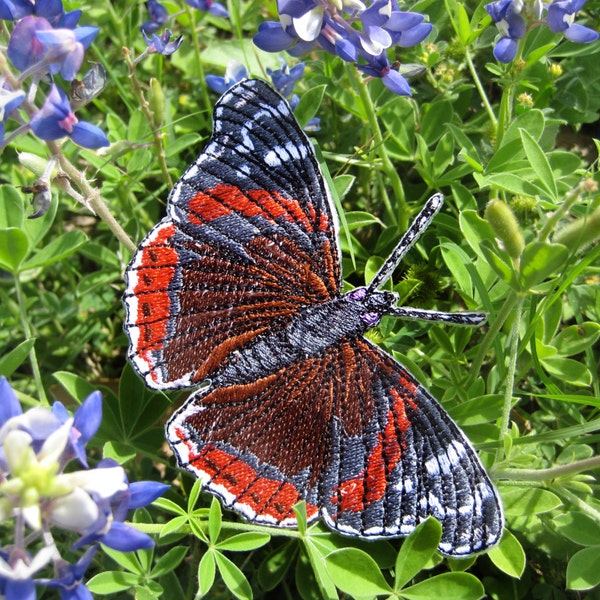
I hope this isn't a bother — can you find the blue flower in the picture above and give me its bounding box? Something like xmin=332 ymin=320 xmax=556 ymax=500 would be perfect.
xmin=357 ymin=52 xmax=411 ymax=95
xmin=142 ymin=29 xmax=183 ymax=55
xmin=34 ymin=26 xmax=99 ymax=80
xmin=185 ymin=0 xmax=228 ymax=18
xmin=0 ymin=0 xmax=62 ymax=22
xmin=141 ymin=0 xmax=169 ymax=35
xmin=253 ymin=0 xmax=431 ymax=95
xmin=36 ymin=546 xmax=97 ymax=600
xmin=7 ymin=15 xmax=53 ymax=73
xmin=485 ymin=0 xmax=527 ymax=62
xmin=52 ymin=391 xmax=102 ymax=468
xmin=0 ymin=376 xmax=22 ymax=427
xmin=30 ymin=84 xmax=109 ymax=149
xmin=267 ymin=60 xmax=305 ymax=97
xmin=206 ymin=61 xmax=248 ymax=94
xmin=546 ymin=0 xmax=599 ymax=43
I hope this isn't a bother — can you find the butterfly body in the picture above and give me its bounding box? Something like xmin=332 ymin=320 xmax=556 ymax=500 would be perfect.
xmin=124 ymin=78 xmax=503 ymax=556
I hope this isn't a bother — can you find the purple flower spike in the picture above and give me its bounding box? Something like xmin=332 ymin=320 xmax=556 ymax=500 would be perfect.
xmin=485 ymin=0 xmax=527 ymax=62
xmin=358 ymin=53 xmax=411 ymax=96
xmin=547 ymin=0 xmax=599 ymax=43
xmin=30 ymin=84 xmax=109 ymax=149
xmin=142 ymin=30 xmax=184 ymax=55
xmin=37 ymin=546 xmax=97 ymax=600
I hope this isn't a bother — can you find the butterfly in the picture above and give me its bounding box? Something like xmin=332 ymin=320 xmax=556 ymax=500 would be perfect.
xmin=123 ymin=78 xmax=504 ymax=556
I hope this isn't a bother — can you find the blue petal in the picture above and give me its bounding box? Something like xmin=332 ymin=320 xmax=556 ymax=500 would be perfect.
xmin=382 ymin=70 xmax=411 ymax=95
xmin=0 ymin=377 xmax=22 ymax=426
xmin=563 ymin=22 xmax=599 ymax=43
xmin=70 ymin=121 xmax=109 ymax=148
xmin=127 ymin=481 xmax=169 ymax=509
xmin=7 ymin=15 xmax=52 ymax=71
xmin=397 ymin=22 xmax=432 ymax=47
xmin=209 ymin=2 xmax=228 ymax=18
xmin=73 ymin=391 xmax=103 ymax=443
xmin=30 ymin=115 xmax=68 ymax=139
xmin=493 ymin=36 xmax=518 ymax=62
xmin=5 ymin=578 xmax=36 ymax=600
xmin=101 ymin=522 xmax=155 ymax=551
xmin=253 ymin=21 xmax=296 ymax=52
xmin=51 ymin=401 xmax=70 ymax=423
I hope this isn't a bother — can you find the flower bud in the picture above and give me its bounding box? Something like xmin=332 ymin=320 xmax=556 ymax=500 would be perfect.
xmin=485 ymin=199 xmax=525 ymax=259
xmin=148 ymin=77 xmax=165 ymax=125
xmin=554 ymin=207 xmax=600 ymax=252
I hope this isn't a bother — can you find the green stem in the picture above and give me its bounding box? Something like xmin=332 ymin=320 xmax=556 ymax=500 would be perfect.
xmin=347 ymin=67 xmax=405 ymax=228
xmin=467 ymin=289 xmax=519 ymax=387
xmin=14 ymin=275 xmax=48 ymax=406
xmin=555 ymin=485 xmax=600 ymax=524
xmin=495 ymin=455 xmax=600 ymax=482
xmin=186 ymin=5 xmax=212 ymax=116
xmin=538 ymin=183 xmax=583 ymax=242
xmin=465 ymin=49 xmax=497 ymax=129
xmin=496 ymin=293 xmax=525 ymax=462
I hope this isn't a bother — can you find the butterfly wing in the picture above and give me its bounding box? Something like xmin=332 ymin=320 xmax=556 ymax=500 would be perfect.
xmin=167 ymin=335 xmax=503 ymax=555
xmin=320 ymin=337 xmax=503 ymax=555
xmin=124 ymin=79 xmax=340 ymax=388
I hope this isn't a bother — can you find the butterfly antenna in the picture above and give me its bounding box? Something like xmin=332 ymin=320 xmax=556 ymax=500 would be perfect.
xmin=366 ymin=193 xmax=444 ymax=295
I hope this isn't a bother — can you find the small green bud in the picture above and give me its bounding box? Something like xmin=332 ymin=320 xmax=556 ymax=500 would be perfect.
xmin=148 ymin=77 xmax=165 ymax=125
xmin=485 ymin=199 xmax=525 ymax=260
xmin=554 ymin=206 xmax=600 ymax=252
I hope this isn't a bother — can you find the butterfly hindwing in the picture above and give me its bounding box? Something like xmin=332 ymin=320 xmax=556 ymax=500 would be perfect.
xmin=166 ymin=335 xmax=503 ymax=555
xmin=124 ymin=79 xmax=340 ymax=388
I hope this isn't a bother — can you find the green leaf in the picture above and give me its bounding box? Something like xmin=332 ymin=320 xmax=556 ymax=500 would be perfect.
xmin=395 ymin=518 xmax=443 ymax=589
xmin=541 ymin=356 xmax=592 ymax=387
xmin=87 ymin=571 xmax=141 ymax=593
xmin=188 ymin=478 xmax=203 ymax=512
xmin=294 ymin=500 xmax=308 ymax=536
xmin=197 ymin=550 xmax=216 ymax=597
xmin=480 ymin=240 xmax=519 ymax=289
xmin=399 ymin=572 xmax=484 ymax=600
xmin=214 ymin=551 xmax=253 ymax=600
xmin=0 ymin=185 xmax=24 ymax=228
xmin=150 ymin=546 xmax=188 ymax=578
xmin=101 ymin=546 xmax=143 ymax=575
xmin=217 ymin=532 xmax=271 ymax=552
xmin=295 ymin=85 xmax=326 ymax=130
xmin=520 ymin=129 xmax=558 ymax=201
xmin=520 ymin=241 xmax=568 ymax=289
xmin=501 ymin=487 xmax=562 ymax=516
xmin=502 ymin=109 xmax=545 ymax=146
xmin=343 ymin=211 xmax=383 ymax=231
xmin=0 ymin=228 xmax=29 ymax=272
xmin=102 ymin=441 xmax=137 ymax=464
xmin=20 ymin=229 xmax=88 ymax=270
xmin=488 ymin=530 xmax=526 ymax=578
xmin=566 ymin=546 xmax=600 ymax=590
xmin=208 ymin=496 xmax=222 ymax=543
xmin=421 ymin=100 xmax=454 ymax=145
xmin=554 ymin=512 xmax=600 ymax=546
xmin=325 ymin=548 xmax=392 ymax=596
xmin=332 ymin=174 xmax=356 ymax=201
xmin=303 ymin=540 xmax=338 ymax=599
xmin=159 ymin=515 xmax=188 ymax=538
xmin=258 ymin=541 xmax=297 ymax=591
xmin=0 ymin=338 xmax=36 ymax=376
xmin=552 ymin=322 xmax=600 ymax=356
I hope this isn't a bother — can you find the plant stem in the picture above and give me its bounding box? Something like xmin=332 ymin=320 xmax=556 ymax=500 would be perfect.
xmin=495 ymin=455 xmax=600 ymax=482
xmin=13 ymin=274 xmax=48 ymax=406
xmin=348 ymin=66 xmax=405 ymax=228
xmin=465 ymin=49 xmax=497 ymax=129
xmin=496 ymin=293 xmax=525 ymax=463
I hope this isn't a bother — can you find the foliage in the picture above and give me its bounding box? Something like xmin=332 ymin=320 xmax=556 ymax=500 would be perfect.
xmin=1 ymin=0 xmax=599 ymax=598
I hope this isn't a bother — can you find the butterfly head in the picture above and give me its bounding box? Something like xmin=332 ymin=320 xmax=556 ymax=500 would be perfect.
xmin=344 ymin=287 xmax=397 ymax=328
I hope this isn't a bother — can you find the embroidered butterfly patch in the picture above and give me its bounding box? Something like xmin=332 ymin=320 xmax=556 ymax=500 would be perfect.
xmin=123 ymin=79 xmax=503 ymax=556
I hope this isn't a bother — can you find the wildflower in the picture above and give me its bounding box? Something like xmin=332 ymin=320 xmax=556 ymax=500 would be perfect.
xmin=546 ymin=0 xmax=599 ymax=43
xmin=6 ymin=15 xmax=52 ymax=73
xmin=30 ymin=84 xmax=109 ymax=149
xmin=36 ymin=546 xmax=97 ymax=600
xmin=253 ymin=0 xmax=432 ymax=95
xmin=0 ymin=377 xmax=169 ymax=598
xmin=0 ymin=84 xmax=25 ymax=145
xmin=485 ymin=0 xmax=527 ymax=62
xmin=34 ymin=26 xmax=99 ymax=80
xmin=141 ymin=0 xmax=169 ymax=35
xmin=185 ymin=0 xmax=229 ymax=18
xmin=206 ymin=60 xmax=248 ymax=94
xmin=357 ymin=52 xmax=411 ymax=95
xmin=0 ymin=0 xmax=63 ymax=23
xmin=142 ymin=29 xmax=184 ymax=55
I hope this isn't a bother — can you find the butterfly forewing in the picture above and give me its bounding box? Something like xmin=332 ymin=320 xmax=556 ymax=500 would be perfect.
xmin=124 ymin=80 xmax=340 ymax=388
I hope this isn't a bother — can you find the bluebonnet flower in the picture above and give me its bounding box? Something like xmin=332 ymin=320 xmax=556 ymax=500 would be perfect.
xmin=0 ymin=377 xmax=169 ymax=598
xmin=142 ymin=29 xmax=184 ymax=55
xmin=0 ymin=82 xmax=25 ymax=146
xmin=30 ymin=84 xmax=109 ymax=149
xmin=185 ymin=0 xmax=229 ymax=18
xmin=141 ymin=0 xmax=169 ymax=35
xmin=206 ymin=61 xmax=248 ymax=94
xmin=357 ymin=52 xmax=411 ymax=95
xmin=7 ymin=15 xmax=97 ymax=80
xmin=0 ymin=0 xmax=63 ymax=23
xmin=486 ymin=0 xmax=598 ymax=62
xmin=253 ymin=0 xmax=432 ymax=95
xmin=485 ymin=0 xmax=527 ymax=62
xmin=546 ymin=0 xmax=599 ymax=43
